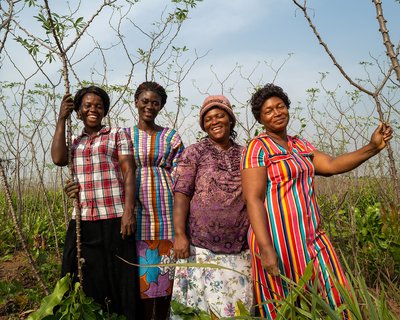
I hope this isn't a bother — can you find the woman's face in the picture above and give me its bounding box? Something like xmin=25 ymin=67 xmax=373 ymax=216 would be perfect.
xmin=135 ymin=90 xmax=162 ymax=123
xmin=203 ymin=107 xmax=231 ymax=144
xmin=78 ymin=93 xmax=105 ymax=133
xmin=259 ymin=96 xmax=289 ymax=134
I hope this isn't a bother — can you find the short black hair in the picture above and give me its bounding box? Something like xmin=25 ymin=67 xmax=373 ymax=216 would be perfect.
xmin=250 ymin=83 xmax=291 ymax=122
xmin=73 ymin=86 xmax=110 ymax=116
xmin=134 ymin=81 xmax=167 ymax=108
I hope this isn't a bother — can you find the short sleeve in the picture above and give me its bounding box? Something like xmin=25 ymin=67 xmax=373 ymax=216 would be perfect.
xmin=116 ymin=127 xmax=134 ymax=156
xmin=173 ymin=145 xmax=198 ymax=197
xmin=302 ymin=138 xmax=316 ymax=152
xmin=292 ymin=136 xmax=316 ymax=154
xmin=170 ymin=130 xmax=185 ymax=170
xmin=240 ymin=138 xmax=268 ymax=170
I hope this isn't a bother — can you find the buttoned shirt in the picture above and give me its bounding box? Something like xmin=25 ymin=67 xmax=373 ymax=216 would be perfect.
xmin=71 ymin=126 xmax=133 ymax=220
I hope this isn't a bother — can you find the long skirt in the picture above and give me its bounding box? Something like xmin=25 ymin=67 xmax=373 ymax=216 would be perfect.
xmin=136 ymin=239 xmax=175 ymax=299
xmin=171 ymin=245 xmax=253 ymax=318
xmin=249 ymin=227 xmax=351 ymax=319
xmin=61 ymin=218 xmax=139 ymax=320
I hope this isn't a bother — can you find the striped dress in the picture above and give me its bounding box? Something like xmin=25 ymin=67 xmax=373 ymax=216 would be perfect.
xmin=241 ymin=133 xmax=349 ymax=319
xmin=129 ymin=125 xmax=184 ymax=298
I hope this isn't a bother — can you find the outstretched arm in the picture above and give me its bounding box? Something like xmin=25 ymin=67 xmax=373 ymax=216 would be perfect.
xmin=51 ymin=94 xmax=75 ymax=166
xmin=241 ymin=167 xmax=279 ymax=276
xmin=313 ymin=122 xmax=393 ymax=176
xmin=173 ymin=192 xmax=191 ymax=259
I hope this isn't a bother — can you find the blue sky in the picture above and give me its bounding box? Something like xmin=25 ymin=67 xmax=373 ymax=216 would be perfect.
xmin=175 ymin=0 xmax=400 ymax=98
xmin=1 ymin=0 xmax=399 ymax=142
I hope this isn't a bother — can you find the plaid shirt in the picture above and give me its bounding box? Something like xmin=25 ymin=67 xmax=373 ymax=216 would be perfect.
xmin=71 ymin=126 xmax=134 ymax=221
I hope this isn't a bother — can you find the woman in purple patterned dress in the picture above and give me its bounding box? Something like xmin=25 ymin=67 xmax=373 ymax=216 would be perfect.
xmin=170 ymin=95 xmax=253 ymax=318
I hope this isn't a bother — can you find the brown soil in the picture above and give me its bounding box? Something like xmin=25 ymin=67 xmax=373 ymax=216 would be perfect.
xmin=0 ymin=251 xmax=28 ymax=282
xmin=0 ymin=251 xmax=37 ymax=319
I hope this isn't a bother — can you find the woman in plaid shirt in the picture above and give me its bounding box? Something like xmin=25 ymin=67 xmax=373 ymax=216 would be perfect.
xmin=51 ymin=86 xmax=138 ymax=319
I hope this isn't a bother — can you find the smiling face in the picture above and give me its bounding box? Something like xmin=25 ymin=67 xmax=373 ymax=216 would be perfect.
xmin=203 ymin=107 xmax=232 ymax=144
xmin=135 ymin=90 xmax=162 ymax=124
xmin=78 ymin=93 xmax=105 ymax=134
xmin=259 ymin=96 xmax=289 ymax=134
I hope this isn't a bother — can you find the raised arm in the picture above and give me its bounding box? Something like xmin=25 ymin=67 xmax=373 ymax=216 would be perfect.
xmin=241 ymin=167 xmax=279 ymax=276
xmin=173 ymin=192 xmax=191 ymax=259
xmin=119 ymin=154 xmax=136 ymax=239
xmin=313 ymin=122 xmax=393 ymax=176
xmin=51 ymin=94 xmax=75 ymax=166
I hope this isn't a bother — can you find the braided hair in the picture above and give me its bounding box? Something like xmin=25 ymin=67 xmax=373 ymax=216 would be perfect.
xmin=134 ymin=81 xmax=167 ymax=108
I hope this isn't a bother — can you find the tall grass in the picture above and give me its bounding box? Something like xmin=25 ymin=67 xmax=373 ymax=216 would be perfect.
xmin=170 ymin=259 xmax=400 ymax=319
xmin=0 ymin=178 xmax=399 ymax=318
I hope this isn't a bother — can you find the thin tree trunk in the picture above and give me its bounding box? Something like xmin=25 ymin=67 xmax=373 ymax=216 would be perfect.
xmin=44 ymin=0 xmax=84 ymax=284
xmin=0 ymin=159 xmax=49 ymax=295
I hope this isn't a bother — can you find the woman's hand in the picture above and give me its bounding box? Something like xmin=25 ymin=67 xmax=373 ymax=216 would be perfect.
xmin=58 ymin=94 xmax=75 ymax=121
xmin=259 ymin=245 xmax=280 ymax=276
xmin=64 ymin=179 xmax=79 ymax=198
xmin=173 ymin=233 xmax=190 ymax=259
xmin=121 ymin=212 xmax=135 ymax=239
xmin=369 ymin=122 xmax=393 ymax=151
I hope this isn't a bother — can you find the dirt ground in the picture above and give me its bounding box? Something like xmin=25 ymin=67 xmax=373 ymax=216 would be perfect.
xmin=0 ymin=252 xmax=38 ymax=319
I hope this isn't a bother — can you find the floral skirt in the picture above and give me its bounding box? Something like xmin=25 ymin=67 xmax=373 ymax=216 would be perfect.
xmin=136 ymin=239 xmax=175 ymax=299
xmin=171 ymin=245 xmax=253 ymax=318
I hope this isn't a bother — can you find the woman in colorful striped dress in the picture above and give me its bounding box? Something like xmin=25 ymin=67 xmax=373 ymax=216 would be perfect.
xmin=240 ymin=83 xmax=393 ymax=319
xmin=129 ymin=81 xmax=184 ymax=320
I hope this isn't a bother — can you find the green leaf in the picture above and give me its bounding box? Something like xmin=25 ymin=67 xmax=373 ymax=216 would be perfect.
xmin=27 ymin=274 xmax=71 ymax=320
xmin=235 ymin=299 xmax=251 ymax=316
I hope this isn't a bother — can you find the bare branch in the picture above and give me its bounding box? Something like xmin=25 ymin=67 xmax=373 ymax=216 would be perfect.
xmin=292 ymin=0 xmax=374 ymax=96
xmin=373 ymin=0 xmax=400 ymax=83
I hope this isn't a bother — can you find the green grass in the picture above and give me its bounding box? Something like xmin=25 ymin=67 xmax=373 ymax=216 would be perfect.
xmin=0 ymin=182 xmax=399 ymax=318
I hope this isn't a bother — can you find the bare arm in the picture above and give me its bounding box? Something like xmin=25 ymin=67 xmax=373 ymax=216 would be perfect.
xmin=173 ymin=192 xmax=191 ymax=259
xmin=51 ymin=94 xmax=75 ymax=166
xmin=119 ymin=154 xmax=136 ymax=239
xmin=313 ymin=122 xmax=393 ymax=176
xmin=241 ymin=167 xmax=279 ymax=276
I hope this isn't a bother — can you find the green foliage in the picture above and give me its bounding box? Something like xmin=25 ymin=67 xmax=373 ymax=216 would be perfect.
xmin=1 ymin=180 xmax=399 ymax=318
xmin=355 ymin=203 xmax=400 ymax=273
xmin=0 ymin=280 xmax=23 ymax=305
xmin=0 ymin=222 xmax=17 ymax=256
xmin=170 ymin=263 xmax=333 ymax=319
xmin=27 ymin=275 xmax=70 ymax=320
xmin=28 ymin=274 xmax=125 ymax=320
xmin=171 ymin=260 xmax=399 ymax=319
xmin=316 ymin=178 xmax=400 ymax=284
xmin=171 ymin=300 xmax=212 ymax=319
xmin=171 ymin=299 xmax=252 ymax=319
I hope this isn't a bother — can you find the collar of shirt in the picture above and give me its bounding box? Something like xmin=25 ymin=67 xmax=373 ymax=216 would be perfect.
xmin=77 ymin=125 xmax=111 ymax=139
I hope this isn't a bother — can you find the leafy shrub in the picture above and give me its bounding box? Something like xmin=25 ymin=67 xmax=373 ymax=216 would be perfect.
xmin=28 ymin=274 xmax=125 ymax=320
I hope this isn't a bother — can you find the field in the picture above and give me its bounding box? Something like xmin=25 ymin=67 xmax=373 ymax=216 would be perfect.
xmin=1 ymin=175 xmax=399 ymax=319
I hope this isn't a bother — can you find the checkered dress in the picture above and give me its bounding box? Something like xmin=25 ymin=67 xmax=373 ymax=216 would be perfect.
xmin=71 ymin=126 xmax=134 ymax=220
